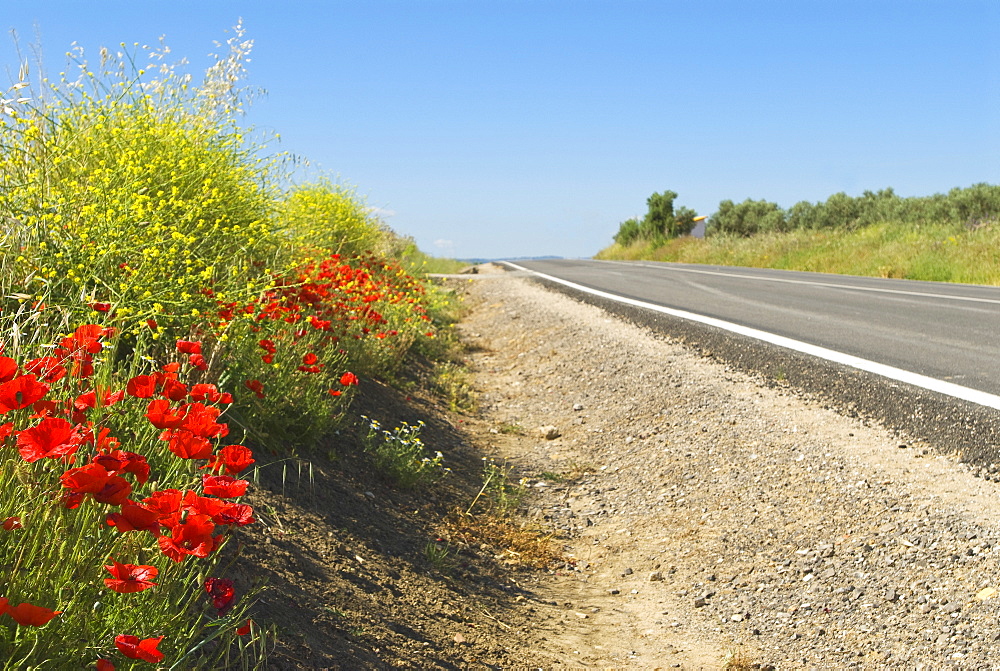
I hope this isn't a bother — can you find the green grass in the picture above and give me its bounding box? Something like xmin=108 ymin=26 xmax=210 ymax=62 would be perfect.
xmin=396 ymin=245 xmax=471 ymax=276
xmin=596 ymin=221 xmax=1000 ymax=285
xmin=361 ymin=417 xmax=447 ymax=489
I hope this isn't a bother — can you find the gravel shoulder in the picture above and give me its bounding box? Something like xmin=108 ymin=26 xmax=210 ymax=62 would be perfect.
xmin=458 ymin=266 xmax=1000 ymax=668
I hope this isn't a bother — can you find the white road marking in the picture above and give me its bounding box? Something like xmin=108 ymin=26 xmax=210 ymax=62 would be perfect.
xmin=504 ymin=261 xmax=1000 ymax=411
xmin=596 ymin=259 xmax=1000 ymax=306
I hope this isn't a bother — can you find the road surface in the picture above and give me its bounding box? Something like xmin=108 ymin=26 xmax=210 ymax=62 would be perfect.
xmin=506 ymin=258 xmax=1000 ymax=403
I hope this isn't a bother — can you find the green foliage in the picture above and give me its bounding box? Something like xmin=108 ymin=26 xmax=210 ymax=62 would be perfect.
xmin=613 ymin=217 xmax=641 ymax=246
xmin=431 ymin=361 xmax=477 ymax=413
xmin=423 ymin=540 xmax=455 ymax=571
xmin=391 ymin=236 xmax=469 ymax=275
xmin=708 ymin=198 xmax=787 ymax=236
xmin=362 ymin=417 xmax=447 ymax=488
xmin=612 ymin=189 xmax=697 ymax=245
xmin=705 ymin=183 xmax=1000 ymax=238
xmin=638 ymin=190 xmax=678 ymax=240
xmin=473 ymin=460 xmax=527 ymax=514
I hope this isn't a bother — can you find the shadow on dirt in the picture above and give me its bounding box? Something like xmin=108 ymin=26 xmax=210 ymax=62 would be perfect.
xmin=227 ymin=372 xmax=536 ymax=669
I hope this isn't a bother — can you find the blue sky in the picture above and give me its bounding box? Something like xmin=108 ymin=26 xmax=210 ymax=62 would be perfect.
xmin=2 ymin=1 xmax=998 ymax=259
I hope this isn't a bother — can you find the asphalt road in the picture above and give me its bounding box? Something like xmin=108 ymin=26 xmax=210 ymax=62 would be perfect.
xmin=507 ymin=259 xmax=1000 ymax=400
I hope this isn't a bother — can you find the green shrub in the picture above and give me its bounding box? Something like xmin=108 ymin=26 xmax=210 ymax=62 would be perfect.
xmin=362 ymin=417 xmax=446 ymax=488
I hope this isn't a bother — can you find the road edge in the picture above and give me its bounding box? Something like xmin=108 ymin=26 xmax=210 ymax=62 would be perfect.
xmin=506 ymin=264 xmax=1000 ymax=469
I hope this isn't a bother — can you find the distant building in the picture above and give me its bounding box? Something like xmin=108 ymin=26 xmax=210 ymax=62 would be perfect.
xmin=690 ymin=215 xmax=707 ymax=238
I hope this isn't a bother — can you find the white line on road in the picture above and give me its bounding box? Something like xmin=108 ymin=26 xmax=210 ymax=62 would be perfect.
xmin=596 ymin=260 xmax=1000 ymax=306
xmin=503 ymin=261 xmax=1000 ymax=411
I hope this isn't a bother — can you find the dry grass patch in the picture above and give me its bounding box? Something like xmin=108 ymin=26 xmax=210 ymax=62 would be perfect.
xmin=440 ymin=511 xmax=563 ymax=570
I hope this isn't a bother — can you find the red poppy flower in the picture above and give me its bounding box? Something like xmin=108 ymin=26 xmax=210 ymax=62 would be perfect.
xmin=218 ymin=444 xmax=254 ymax=475
xmin=339 ymin=372 xmax=359 ymax=386
xmin=0 ymin=421 xmax=14 ymax=443
xmin=5 ymin=601 xmax=62 ymax=627
xmin=204 ymin=577 xmax=236 ymax=615
xmin=74 ymin=390 xmax=97 ymax=411
xmin=89 ymin=302 xmax=111 ymax=312
xmin=181 ymin=490 xmax=227 ymax=517
xmin=261 ymin=354 xmax=274 ymax=364
xmin=104 ymin=559 xmax=159 ymax=593
xmin=180 ymin=403 xmax=227 ymax=439
xmin=61 ymin=324 xmax=109 ymax=352
xmin=302 ymin=352 xmax=318 ymax=365
xmin=236 ymin=619 xmax=252 ymax=636
xmin=202 ymin=475 xmax=248 ymax=498
xmin=114 ymin=635 xmax=164 ymax=663
xmin=17 ymin=417 xmax=83 ymax=462
xmin=0 ymin=374 xmax=49 ymax=413
xmin=310 ymin=316 xmax=332 ymax=330
xmin=143 ymin=489 xmax=183 ymax=518
xmin=163 ymin=429 xmax=213 ymax=460
xmin=145 ymin=399 xmax=186 ymax=430
xmin=94 ymin=476 xmax=133 ymax=505
xmin=214 ymin=502 xmax=255 ymax=527
xmin=25 ymin=357 xmax=67 ymax=383
xmin=176 ymin=340 xmax=202 ymax=355
xmin=328 ymin=389 xmax=342 ymax=397
xmin=0 ymin=356 xmax=18 ymax=383
xmin=244 ymin=379 xmax=265 ymax=399
xmin=125 ymin=375 xmax=157 ymax=399
xmin=62 ymin=492 xmax=85 ymax=509
xmin=95 ymin=659 xmax=115 ymax=671
xmin=69 ymin=359 xmax=95 ymax=379
xmin=61 ymin=463 xmax=133 ymax=506
xmin=102 ymin=389 xmax=125 ymax=407
xmin=188 ymin=353 xmax=208 ymax=371
xmin=258 ymin=339 xmax=276 ymax=353
xmin=106 ymin=503 xmax=161 ymax=535
xmin=59 ymin=463 xmax=111 ymax=494
xmin=160 ymin=379 xmax=189 ymax=402
xmin=75 ymin=388 xmax=124 ymax=410
xmin=3 ymin=516 xmax=21 ymax=530
xmin=93 ymin=450 xmax=151 ymax=485
xmin=189 ymin=383 xmax=221 ymax=403
xmin=29 ymin=399 xmax=59 ymax=419
xmin=157 ymin=514 xmax=221 ymax=562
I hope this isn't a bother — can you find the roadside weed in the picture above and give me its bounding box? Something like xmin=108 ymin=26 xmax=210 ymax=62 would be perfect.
xmin=424 ymin=540 xmax=455 ymax=572
xmin=362 ymin=417 xmax=447 ymax=488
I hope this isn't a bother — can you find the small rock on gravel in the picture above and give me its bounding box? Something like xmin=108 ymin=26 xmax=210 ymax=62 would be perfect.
xmin=539 ymin=425 xmax=561 ymax=440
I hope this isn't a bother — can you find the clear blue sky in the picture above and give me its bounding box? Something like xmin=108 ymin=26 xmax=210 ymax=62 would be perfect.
xmin=2 ymin=1 xmax=998 ymax=259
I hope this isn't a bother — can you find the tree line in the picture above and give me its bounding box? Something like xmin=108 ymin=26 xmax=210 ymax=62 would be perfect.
xmin=613 ymin=183 xmax=1000 ymax=244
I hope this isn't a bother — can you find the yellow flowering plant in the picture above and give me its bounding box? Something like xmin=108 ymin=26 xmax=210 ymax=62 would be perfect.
xmin=0 ymin=36 xmax=284 ymax=339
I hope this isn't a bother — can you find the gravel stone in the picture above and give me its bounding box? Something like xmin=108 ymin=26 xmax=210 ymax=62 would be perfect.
xmin=459 ymin=271 xmax=1000 ymax=668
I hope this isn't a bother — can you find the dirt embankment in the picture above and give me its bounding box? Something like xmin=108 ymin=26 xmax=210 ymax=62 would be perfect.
xmin=239 ymin=267 xmax=1000 ymax=669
